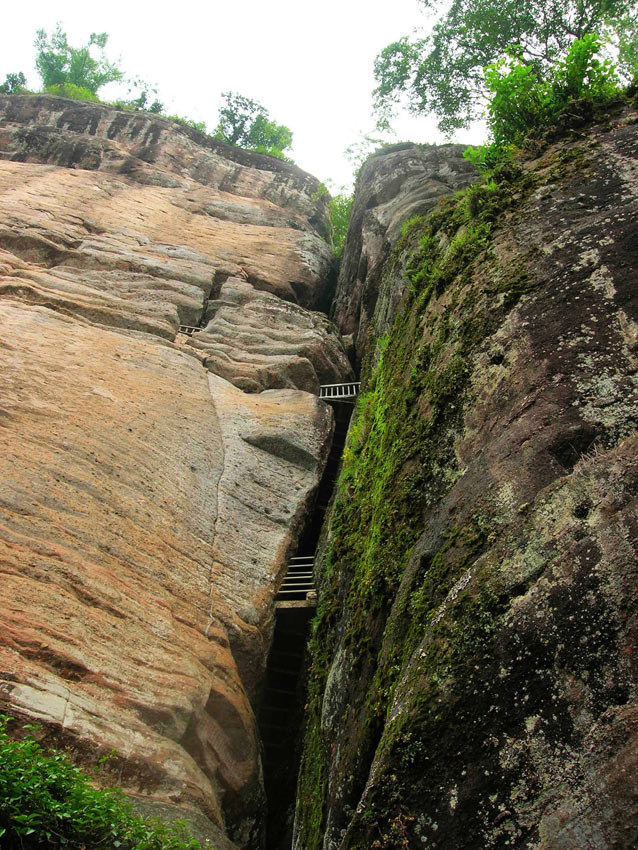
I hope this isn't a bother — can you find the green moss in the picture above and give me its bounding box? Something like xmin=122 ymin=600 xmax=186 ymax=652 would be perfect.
xmin=295 ymin=713 xmax=327 ymax=850
xmin=343 ymin=578 xmax=509 ymax=849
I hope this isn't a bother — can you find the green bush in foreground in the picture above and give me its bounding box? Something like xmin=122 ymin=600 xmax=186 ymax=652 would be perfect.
xmin=0 ymin=716 xmax=202 ymax=849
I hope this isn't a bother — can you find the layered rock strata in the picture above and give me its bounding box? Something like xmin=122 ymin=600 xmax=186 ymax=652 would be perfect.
xmin=296 ymin=101 xmax=638 ymax=849
xmin=331 ymin=142 xmax=478 ymax=367
xmin=0 ymin=95 xmax=351 ymax=847
xmin=189 ymin=276 xmax=353 ymax=393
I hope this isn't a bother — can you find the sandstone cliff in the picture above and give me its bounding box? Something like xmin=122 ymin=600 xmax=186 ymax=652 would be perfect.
xmin=331 ymin=142 xmax=478 ymax=368
xmin=295 ymin=98 xmax=638 ymax=849
xmin=4 ymin=89 xmax=638 ymax=850
xmin=0 ymin=95 xmax=352 ymax=848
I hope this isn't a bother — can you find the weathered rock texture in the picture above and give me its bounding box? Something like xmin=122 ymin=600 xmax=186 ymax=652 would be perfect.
xmin=0 ymin=95 xmax=352 ymax=390
xmin=331 ymin=142 xmax=478 ymax=367
xmin=190 ymin=277 xmax=353 ymax=394
xmin=295 ymin=100 xmax=638 ymax=850
xmin=0 ymin=95 xmax=350 ymax=848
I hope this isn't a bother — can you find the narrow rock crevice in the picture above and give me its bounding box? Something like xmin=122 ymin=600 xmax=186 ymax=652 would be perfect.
xmin=258 ymin=397 xmax=357 ymax=850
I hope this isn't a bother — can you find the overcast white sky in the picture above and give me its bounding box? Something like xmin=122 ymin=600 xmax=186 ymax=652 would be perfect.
xmin=4 ymin=0 xmax=485 ymax=188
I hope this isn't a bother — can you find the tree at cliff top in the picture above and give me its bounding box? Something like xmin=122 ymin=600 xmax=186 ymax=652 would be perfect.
xmin=465 ymin=32 xmax=623 ymax=169
xmin=34 ymin=24 xmax=122 ymax=98
xmin=0 ymin=72 xmax=28 ymax=94
xmin=373 ymin=0 xmax=637 ymax=133
xmin=214 ymin=91 xmax=293 ymax=159
xmin=328 ymin=191 xmax=353 ymax=258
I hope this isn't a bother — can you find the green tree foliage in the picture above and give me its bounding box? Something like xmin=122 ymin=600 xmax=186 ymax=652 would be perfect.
xmin=328 ymin=192 xmax=353 ymax=257
xmin=0 ymin=716 xmax=202 ymax=849
xmin=214 ymin=91 xmax=293 ymax=158
xmin=466 ymin=33 xmax=622 ymax=168
xmin=116 ymin=78 xmax=164 ymax=113
xmin=0 ymin=72 xmax=27 ymax=94
xmin=34 ymin=24 xmax=122 ymax=95
xmin=313 ymin=183 xmax=353 ymax=257
xmin=344 ymin=128 xmax=395 ymax=175
xmin=128 ymin=91 xmax=164 ymax=113
xmin=613 ymin=7 xmax=638 ymax=78
xmin=373 ymin=0 xmax=636 ymax=133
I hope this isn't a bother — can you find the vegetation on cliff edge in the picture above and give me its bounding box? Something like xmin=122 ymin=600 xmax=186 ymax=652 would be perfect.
xmin=466 ymin=32 xmax=626 ymax=168
xmin=374 ymin=0 xmax=637 ymax=133
xmin=4 ymin=25 xmax=295 ymax=161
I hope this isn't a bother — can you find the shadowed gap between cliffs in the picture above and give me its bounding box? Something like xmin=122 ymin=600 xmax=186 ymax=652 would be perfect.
xmin=258 ymin=399 xmax=355 ymax=850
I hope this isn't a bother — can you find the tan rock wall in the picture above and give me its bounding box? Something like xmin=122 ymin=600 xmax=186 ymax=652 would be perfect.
xmin=0 ymin=95 xmax=348 ymax=846
xmin=0 ymin=95 xmax=328 ymax=235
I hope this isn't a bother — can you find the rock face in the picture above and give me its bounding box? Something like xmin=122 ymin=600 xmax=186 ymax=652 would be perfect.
xmin=191 ymin=276 xmax=354 ymax=394
xmin=0 ymin=95 xmax=351 ymax=848
xmin=331 ymin=142 xmax=478 ymax=367
xmin=295 ymin=100 xmax=638 ymax=849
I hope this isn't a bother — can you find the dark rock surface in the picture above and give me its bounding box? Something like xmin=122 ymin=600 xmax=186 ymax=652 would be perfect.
xmin=295 ymin=101 xmax=638 ymax=850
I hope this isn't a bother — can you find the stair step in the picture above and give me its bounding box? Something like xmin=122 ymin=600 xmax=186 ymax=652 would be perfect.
xmin=263 ymin=686 xmax=297 ymax=696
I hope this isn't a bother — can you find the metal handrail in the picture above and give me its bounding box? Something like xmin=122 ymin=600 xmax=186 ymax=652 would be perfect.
xmin=319 ymin=382 xmax=361 ymax=401
xmin=276 ymin=553 xmax=318 ymax=604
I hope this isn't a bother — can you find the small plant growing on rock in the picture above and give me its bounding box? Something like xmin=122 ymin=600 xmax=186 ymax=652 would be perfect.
xmin=0 ymin=716 xmax=203 ymax=849
xmin=466 ymin=33 xmax=623 ymax=168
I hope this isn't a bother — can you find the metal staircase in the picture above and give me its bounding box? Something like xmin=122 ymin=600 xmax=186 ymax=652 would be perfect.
xmin=275 ymin=556 xmax=316 ymax=605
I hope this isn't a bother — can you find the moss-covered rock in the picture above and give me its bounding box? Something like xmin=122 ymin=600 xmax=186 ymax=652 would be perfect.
xmin=295 ymin=100 xmax=638 ymax=850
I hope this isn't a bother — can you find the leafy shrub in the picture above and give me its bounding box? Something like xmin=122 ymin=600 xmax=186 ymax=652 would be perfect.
xmin=551 ymin=32 xmax=620 ymax=101
xmin=45 ymin=82 xmax=100 ymax=102
xmin=35 ymin=25 xmax=122 ymax=95
xmin=484 ymin=57 xmax=553 ymax=149
xmin=373 ymin=0 xmax=635 ymax=133
xmin=114 ymin=85 xmax=164 ymax=113
xmin=165 ymin=114 xmax=207 ymax=134
xmin=0 ymin=716 xmax=203 ymax=849
xmin=466 ymin=33 xmax=623 ymax=169
xmin=0 ymin=72 xmax=28 ymax=94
